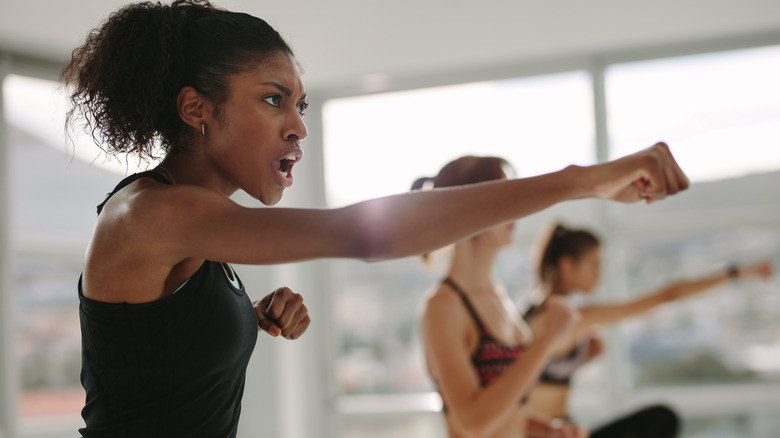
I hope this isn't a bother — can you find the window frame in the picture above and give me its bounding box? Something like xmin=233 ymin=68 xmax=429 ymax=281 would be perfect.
xmin=2 ymin=29 xmax=780 ymax=438
xmin=1 ymin=49 xmax=70 ymax=438
xmin=316 ymin=30 xmax=780 ymax=437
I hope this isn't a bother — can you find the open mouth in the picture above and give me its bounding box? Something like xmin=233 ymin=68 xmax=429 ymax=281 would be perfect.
xmin=279 ymin=157 xmax=294 ymax=177
xmin=274 ymin=148 xmax=303 ymax=185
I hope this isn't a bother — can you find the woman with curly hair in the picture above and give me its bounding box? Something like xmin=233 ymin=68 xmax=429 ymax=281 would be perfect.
xmin=62 ymin=1 xmax=689 ymax=436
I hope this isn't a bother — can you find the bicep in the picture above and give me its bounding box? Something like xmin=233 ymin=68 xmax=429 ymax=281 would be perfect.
xmin=142 ymin=186 xmax=364 ymax=265
xmin=421 ymin=299 xmax=481 ymax=414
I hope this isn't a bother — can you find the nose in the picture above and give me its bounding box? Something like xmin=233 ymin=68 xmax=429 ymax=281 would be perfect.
xmin=284 ymin=111 xmax=308 ymax=141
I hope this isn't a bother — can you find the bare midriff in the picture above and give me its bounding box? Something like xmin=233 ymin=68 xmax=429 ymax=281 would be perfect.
xmin=445 ymin=405 xmax=528 ymax=438
xmin=527 ymin=383 xmax=570 ymax=419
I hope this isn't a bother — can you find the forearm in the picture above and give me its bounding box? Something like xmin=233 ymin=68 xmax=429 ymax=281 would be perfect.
xmin=451 ymin=336 xmax=558 ymax=437
xmin=663 ymin=272 xmax=730 ymax=301
xmin=580 ymin=272 xmax=731 ymax=328
xmin=340 ymin=165 xmax=587 ymax=262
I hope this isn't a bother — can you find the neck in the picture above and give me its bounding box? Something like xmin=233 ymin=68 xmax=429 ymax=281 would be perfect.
xmin=447 ymin=239 xmax=499 ymax=293
xmin=543 ymin=281 xmax=570 ymax=302
xmin=157 ymin=151 xmax=239 ymax=197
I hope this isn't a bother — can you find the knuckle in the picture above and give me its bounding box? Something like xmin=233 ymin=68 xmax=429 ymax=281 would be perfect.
xmin=267 ymin=304 xmax=283 ymax=319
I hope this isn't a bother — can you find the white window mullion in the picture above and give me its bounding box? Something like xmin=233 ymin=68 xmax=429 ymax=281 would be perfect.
xmin=0 ymin=52 xmax=20 ymax=438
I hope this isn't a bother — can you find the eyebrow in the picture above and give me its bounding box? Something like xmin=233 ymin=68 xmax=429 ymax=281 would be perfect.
xmin=260 ymin=81 xmax=306 ymax=100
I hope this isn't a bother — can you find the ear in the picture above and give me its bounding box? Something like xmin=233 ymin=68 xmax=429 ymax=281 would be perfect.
xmin=177 ymin=86 xmax=210 ymax=131
xmin=558 ymin=255 xmax=575 ymax=277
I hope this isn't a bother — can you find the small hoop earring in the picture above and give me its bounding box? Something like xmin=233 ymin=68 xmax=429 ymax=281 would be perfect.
xmin=201 ymin=123 xmax=206 ymax=136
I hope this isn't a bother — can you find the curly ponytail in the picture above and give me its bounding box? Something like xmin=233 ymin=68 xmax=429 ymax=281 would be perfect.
xmin=62 ymin=0 xmax=294 ymax=159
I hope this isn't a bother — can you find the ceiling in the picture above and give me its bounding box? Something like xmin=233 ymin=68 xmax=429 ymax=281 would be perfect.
xmin=2 ymin=0 xmax=779 ymax=91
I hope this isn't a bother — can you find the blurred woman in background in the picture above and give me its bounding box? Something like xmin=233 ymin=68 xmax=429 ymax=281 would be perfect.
xmin=416 ymin=156 xmax=588 ymax=438
xmin=524 ymin=223 xmax=774 ymax=438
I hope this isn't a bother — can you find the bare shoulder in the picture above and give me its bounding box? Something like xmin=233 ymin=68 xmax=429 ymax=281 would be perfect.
xmin=421 ymin=285 xmax=460 ymax=316
xmin=118 ymin=179 xmax=236 ymax=221
xmin=83 ymin=179 xmax=236 ymax=303
xmin=99 ymin=180 xmax=238 ymax=245
xmin=420 ymin=284 xmax=481 ymax=386
xmin=420 ymin=285 xmax=471 ymax=335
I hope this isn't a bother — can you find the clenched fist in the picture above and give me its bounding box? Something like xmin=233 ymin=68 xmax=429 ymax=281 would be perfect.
xmin=254 ymin=287 xmax=311 ymax=339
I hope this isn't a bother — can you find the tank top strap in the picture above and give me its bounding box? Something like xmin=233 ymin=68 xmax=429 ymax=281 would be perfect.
xmin=96 ymin=170 xmax=172 ymax=215
xmin=442 ymin=277 xmax=487 ymax=330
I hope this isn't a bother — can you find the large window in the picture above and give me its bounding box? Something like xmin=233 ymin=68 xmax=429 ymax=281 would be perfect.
xmin=607 ymin=45 xmax=780 ymax=182
xmin=323 ymin=71 xmax=595 ymax=435
xmin=323 ymin=45 xmax=780 ymax=438
xmin=323 ymin=72 xmax=594 ymax=207
xmin=3 ymin=74 xmax=128 ymax=436
xmin=604 ymin=46 xmax=780 ymax=391
xmin=2 ymin=40 xmax=779 ymax=438
xmin=620 ymin=226 xmax=780 ymax=386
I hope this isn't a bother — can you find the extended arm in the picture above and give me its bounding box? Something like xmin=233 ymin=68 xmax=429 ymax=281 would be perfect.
xmin=578 ymin=259 xmax=774 ymax=329
xmin=88 ymin=143 xmax=687 ymax=303
xmin=141 ymin=143 xmax=688 ymax=266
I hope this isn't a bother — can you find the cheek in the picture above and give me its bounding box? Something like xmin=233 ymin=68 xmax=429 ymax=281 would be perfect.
xmin=585 ymin=270 xmax=600 ymax=290
xmin=573 ymin=266 xmax=595 ymax=289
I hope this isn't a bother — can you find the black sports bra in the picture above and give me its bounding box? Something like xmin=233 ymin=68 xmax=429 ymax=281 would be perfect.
xmin=524 ymin=303 xmax=590 ymax=385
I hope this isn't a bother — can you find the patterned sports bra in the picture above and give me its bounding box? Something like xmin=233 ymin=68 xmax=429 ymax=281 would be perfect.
xmin=444 ymin=278 xmax=530 ymax=394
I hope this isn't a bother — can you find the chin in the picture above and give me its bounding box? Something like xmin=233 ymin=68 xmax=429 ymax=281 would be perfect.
xmin=260 ymin=196 xmax=282 ymax=206
xmin=251 ymin=188 xmax=283 ymax=206
xmin=263 ymin=189 xmax=286 ymax=206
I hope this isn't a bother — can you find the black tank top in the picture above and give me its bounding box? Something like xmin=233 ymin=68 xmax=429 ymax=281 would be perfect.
xmin=78 ymin=172 xmax=258 ymax=438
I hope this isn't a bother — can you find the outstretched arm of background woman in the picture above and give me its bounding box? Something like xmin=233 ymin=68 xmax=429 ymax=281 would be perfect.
xmin=577 ymin=259 xmax=774 ymax=330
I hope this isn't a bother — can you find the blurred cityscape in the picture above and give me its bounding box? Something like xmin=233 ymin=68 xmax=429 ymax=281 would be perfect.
xmin=330 ymin=182 xmax=780 ymax=396
xmin=11 ymin=120 xmax=119 ymax=420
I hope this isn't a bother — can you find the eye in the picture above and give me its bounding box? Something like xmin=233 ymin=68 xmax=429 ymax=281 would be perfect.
xmin=297 ymin=101 xmax=309 ymax=116
xmin=263 ymin=95 xmax=282 ymax=107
